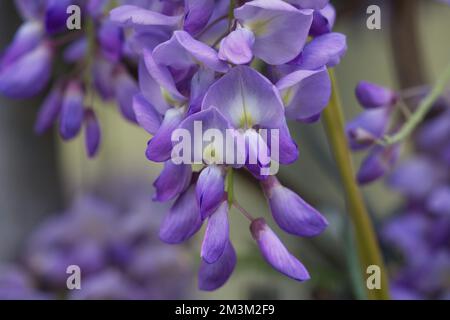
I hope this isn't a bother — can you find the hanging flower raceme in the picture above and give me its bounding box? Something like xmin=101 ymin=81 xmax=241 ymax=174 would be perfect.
xmin=110 ymin=0 xmax=346 ymax=291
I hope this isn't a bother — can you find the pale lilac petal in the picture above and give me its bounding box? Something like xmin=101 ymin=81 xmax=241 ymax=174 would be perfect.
xmin=84 ymin=108 xmax=101 ymax=158
xmin=202 ymin=66 xmax=285 ymax=129
xmin=132 ymin=93 xmax=162 ymax=135
xmin=261 ymin=176 xmax=328 ymax=237
xmin=159 ymin=186 xmax=202 ymax=244
xmin=138 ymin=58 xmax=170 ymax=115
xmin=297 ymin=33 xmax=347 ymax=69
xmin=184 ymin=0 xmax=215 ymax=35
xmin=146 ymin=108 xmax=185 ymax=162
xmin=289 ymin=0 xmax=329 ymax=10
xmin=189 ymin=68 xmax=215 ymax=114
xmin=153 ymin=161 xmax=192 ymax=202
xmin=109 ymin=5 xmax=182 ymax=27
xmin=198 ymin=241 xmax=236 ymax=291
xmin=356 ymin=81 xmax=398 ymax=109
xmin=34 ymin=86 xmax=62 ymax=135
xmin=59 ymin=81 xmax=84 ymax=140
xmin=201 ymin=201 xmax=229 ymax=263
xmin=153 ymin=31 xmax=229 ymax=72
xmin=235 ymin=0 xmax=313 ymax=65
xmin=218 ymin=27 xmax=255 ymax=65
xmin=196 ymin=165 xmax=225 ymax=219
xmin=276 ymin=67 xmax=331 ymax=122
xmin=250 ymin=218 xmax=310 ymax=281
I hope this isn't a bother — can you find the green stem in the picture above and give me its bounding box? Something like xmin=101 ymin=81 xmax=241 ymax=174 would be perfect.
xmin=322 ymin=69 xmax=390 ymax=300
xmin=383 ymin=62 xmax=450 ymax=145
xmin=226 ymin=167 xmax=234 ymax=208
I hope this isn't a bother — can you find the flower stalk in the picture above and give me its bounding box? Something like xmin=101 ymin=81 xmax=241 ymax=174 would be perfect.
xmin=322 ymin=69 xmax=390 ymax=300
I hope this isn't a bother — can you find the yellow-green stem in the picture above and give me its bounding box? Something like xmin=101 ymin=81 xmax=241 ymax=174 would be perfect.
xmin=322 ymin=69 xmax=390 ymax=300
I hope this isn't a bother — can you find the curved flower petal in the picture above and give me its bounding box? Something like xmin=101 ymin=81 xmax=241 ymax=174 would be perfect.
xmin=153 ymin=30 xmax=229 ymax=73
xmin=109 ymin=5 xmax=182 ymax=27
xmin=218 ymin=27 xmax=255 ymax=65
xmin=235 ymin=0 xmax=313 ymax=65
xmin=133 ymin=93 xmax=162 ymax=135
xmin=184 ymin=0 xmax=215 ymax=35
xmin=310 ymin=3 xmax=336 ymax=36
xmin=346 ymin=108 xmax=390 ymax=150
xmin=276 ymin=67 xmax=331 ymax=122
xmin=250 ymin=218 xmax=310 ymax=281
xmin=297 ymin=32 xmax=347 ymax=69
xmin=84 ymin=108 xmax=101 ymax=158
xmin=114 ymin=69 xmax=139 ymax=123
xmin=196 ymin=165 xmax=225 ymax=219
xmin=288 ymin=0 xmax=329 ymax=10
xmin=198 ymin=240 xmax=236 ymax=291
xmin=261 ymin=176 xmax=328 ymax=237
xmin=357 ymin=145 xmax=401 ymax=185
xmin=153 ymin=161 xmax=192 ymax=202
xmin=34 ymin=86 xmax=62 ymax=135
xmin=138 ymin=58 xmax=170 ymax=115
xmin=202 ymin=66 xmax=285 ymax=129
xmin=159 ymin=186 xmax=202 ymax=244
xmin=355 ymin=81 xmax=398 ymax=109
xmin=201 ymin=200 xmax=229 ymax=263
xmin=98 ymin=20 xmax=124 ymax=63
xmin=59 ymin=81 xmax=84 ymax=140
xmin=189 ymin=68 xmax=216 ymax=114
xmin=45 ymin=0 xmax=72 ymax=34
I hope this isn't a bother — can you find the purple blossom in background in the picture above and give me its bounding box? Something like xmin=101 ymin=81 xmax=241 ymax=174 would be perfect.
xmin=0 ymin=183 xmax=194 ymax=300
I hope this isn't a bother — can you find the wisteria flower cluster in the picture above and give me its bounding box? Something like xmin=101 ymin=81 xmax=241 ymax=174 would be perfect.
xmin=0 ymin=190 xmax=193 ymax=300
xmin=108 ymin=0 xmax=346 ymax=290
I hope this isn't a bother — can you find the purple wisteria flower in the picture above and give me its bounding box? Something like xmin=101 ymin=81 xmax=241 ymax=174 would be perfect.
xmin=109 ymin=0 xmax=346 ymax=291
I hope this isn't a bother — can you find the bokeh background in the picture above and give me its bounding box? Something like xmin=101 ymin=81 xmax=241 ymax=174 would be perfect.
xmin=0 ymin=0 xmax=449 ymax=299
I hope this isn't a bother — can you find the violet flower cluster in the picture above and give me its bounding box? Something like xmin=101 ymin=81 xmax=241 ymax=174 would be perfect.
xmin=108 ymin=0 xmax=347 ymax=290
xmin=0 ymin=0 xmax=147 ymax=157
xmin=0 ymin=191 xmax=193 ymax=300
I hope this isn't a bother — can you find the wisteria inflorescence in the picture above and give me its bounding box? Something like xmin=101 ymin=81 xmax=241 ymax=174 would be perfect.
xmin=0 ymin=0 xmax=347 ymax=291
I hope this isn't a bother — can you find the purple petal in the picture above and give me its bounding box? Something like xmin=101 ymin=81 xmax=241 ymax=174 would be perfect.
xmin=0 ymin=43 xmax=52 ymax=98
xmin=84 ymin=108 xmax=101 ymax=158
xmin=153 ymin=161 xmax=192 ymax=202
xmin=235 ymin=0 xmax=313 ymax=65
xmin=198 ymin=240 xmax=236 ymax=291
xmin=45 ymin=0 xmax=72 ymax=34
xmin=277 ymin=121 xmax=299 ymax=164
xmin=357 ymin=145 xmax=401 ymax=185
xmin=93 ymin=58 xmax=116 ymax=100
xmin=146 ymin=108 xmax=185 ymax=162
xmin=244 ymin=129 xmax=271 ymax=178
xmin=297 ymin=32 xmax=347 ymax=69
xmin=196 ymin=165 xmax=225 ymax=219
xmin=346 ymin=108 xmax=390 ymax=150
xmin=153 ymin=30 xmax=229 ymax=73
xmin=132 ymin=93 xmax=162 ymax=135
xmin=138 ymin=58 xmax=170 ymax=115
xmin=34 ymin=86 xmax=62 ymax=135
xmin=184 ymin=0 xmax=215 ymax=35
xmin=309 ymin=4 xmax=336 ymax=37
xmin=218 ymin=27 xmax=255 ymax=65
xmin=261 ymin=176 xmax=328 ymax=237
xmin=289 ymin=0 xmax=329 ymax=10
xmin=277 ymin=67 xmax=331 ymax=122
xmin=15 ymin=0 xmax=46 ymax=20
xmin=114 ymin=69 xmax=139 ymax=123
xmin=98 ymin=20 xmax=124 ymax=63
xmin=159 ymin=186 xmax=203 ymax=244
xmin=109 ymin=5 xmax=182 ymax=27
xmin=63 ymin=38 xmax=87 ymax=63
xmin=355 ymin=81 xmax=398 ymax=109
xmin=202 ymin=66 xmax=285 ymax=129
xmin=250 ymin=218 xmax=310 ymax=281
xmin=59 ymin=81 xmax=84 ymax=140
xmin=201 ymin=200 xmax=229 ymax=263
xmin=427 ymin=186 xmax=450 ymax=217
xmin=189 ymin=68 xmax=215 ymax=114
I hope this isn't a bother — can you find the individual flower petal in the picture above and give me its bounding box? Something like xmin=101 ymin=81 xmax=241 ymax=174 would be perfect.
xmin=387 ymin=156 xmax=443 ymax=198
xmin=59 ymin=81 xmax=84 ymax=140
xmin=159 ymin=186 xmax=203 ymax=244
xmin=189 ymin=68 xmax=215 ymax=114
xmin=202 ymin=66 xmax=285 ymax=129
xmin=250 ymin=218 xmax=310 ymax=281
xmin=109 ymin=5 xmax=182 ymax=27
xmin=296 ymin=32 xmax=347 ymax=69
xmin=84 ymin=108 xmax=101 ymax=158
xmin=289 ymin=0 xmax=329 ymax=10
xmin=132 ymin=93 xmax=162 ymax=135
xmin=355 ymin=81 xmax=398 ymax=109
xmin=93 ymin=58 xmax=116 ymax=100
xmin=98 ymin=20 xmax=124 ymax=63
xmin=0 ymin=43 xmax=52 ymax=98
xmin=146 ymin=107 xmax=185 ymax=162
xmin=153 ymin=30 xmax=229 ymax=73
xmin=184 ymin=0 xmax=215 ymax=35
xmin=138 ymin=58 xmax=170 ymax=115
xmin=235 ymin=0 xmax=313 ymax=65
xmin=243 ymin=129 xmax=272 ymax=178
xmin=357 ymin=145 xmax=401 ymax=185
xmin=34 ymin=86 xmax=63 ymax=135
xmin=114 ymin=69 xmax=139 ymax=123
xmin=153 ymin=161 xmax=192 ymax=202
xmin=276 ymin=67 xmax=331 ymax=122
xmin=218 ymin=27 xmax=255 ymax=65
xmin=0 ymin=21 xmax=43 ymax=70
xmin=45 ymin=0 xmax=72 ymax=34
xmin=309 ymin=3 xmax=336 ymax=36
xmin=198 ymin=240 xmax=236 ymax=291
xmin=427 ymin=186 xmax=450 ymax=216
xmin=261 ymin=176 xmax=328 ymax=236
xmin=201 ymin=200 xmax=229 ymax=263
xmin=196 ymin=165 xmax=225 ymax=219
xmin=346 ymin=108 xmax=390 ymax=150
